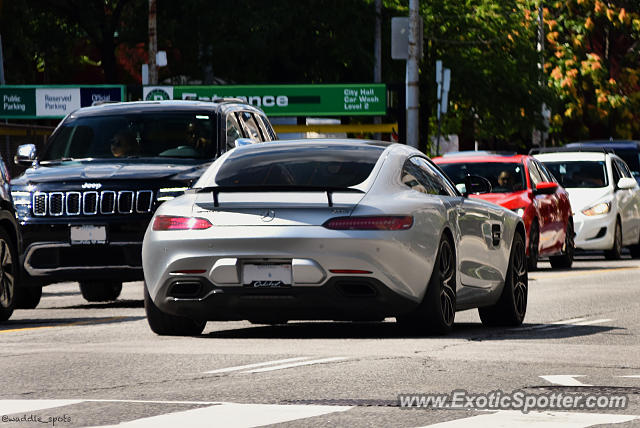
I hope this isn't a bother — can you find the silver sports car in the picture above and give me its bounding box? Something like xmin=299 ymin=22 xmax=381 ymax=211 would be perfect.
xmin=142 ymin=140 xmax=527 ymax=336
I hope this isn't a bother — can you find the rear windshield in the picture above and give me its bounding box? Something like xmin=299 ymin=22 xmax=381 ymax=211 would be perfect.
xmin=543 ymin=161 xmax=608 ymax=188
xmin=41 ymin=113 xmax=217 ymax=162
xmin=439 ymin=162 xmax=526 ymax=193
xmin=214 ymin=144 xmax=385 ymax=188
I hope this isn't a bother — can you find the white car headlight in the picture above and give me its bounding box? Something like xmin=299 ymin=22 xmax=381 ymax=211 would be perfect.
xmin=11 ymin=190 xmax=32 ymax=217
xmin=582 ymin=201 xmax=611 ymax=216
xmin=512 ymin=207 xmax=525 ymax=217
xmin=157 ymin=187 xmax=189 ymax=202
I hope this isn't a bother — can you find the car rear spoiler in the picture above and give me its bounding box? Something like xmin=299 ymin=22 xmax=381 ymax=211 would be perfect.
xmin=194 ymin=185 xmax=365 ymax=208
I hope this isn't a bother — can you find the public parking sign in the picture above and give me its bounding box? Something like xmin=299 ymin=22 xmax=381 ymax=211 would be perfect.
xmin=0 ymin=85 xmax=125 ymax=119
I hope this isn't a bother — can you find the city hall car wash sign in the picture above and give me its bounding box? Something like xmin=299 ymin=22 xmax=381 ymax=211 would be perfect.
xmin=143 ymin=84 xmax=386 ymax=116
xmin=0 ymin=85 xmax=125 ymax=119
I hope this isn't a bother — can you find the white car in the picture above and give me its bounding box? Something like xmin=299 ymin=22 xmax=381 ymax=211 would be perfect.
xmin=534 ymin=150 xmax=640 ymax=259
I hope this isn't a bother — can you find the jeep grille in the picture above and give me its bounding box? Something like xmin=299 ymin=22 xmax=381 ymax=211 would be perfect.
xmin=32 ymin=190 xmax=154 ymax=216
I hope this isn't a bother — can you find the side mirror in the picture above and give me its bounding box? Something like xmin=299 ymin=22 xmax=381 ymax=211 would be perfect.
xmin=463 ymin=174 xmax=492 ymax=197
xmin=234 ymin=138 xmax=254 ymax=148
xmin=14 ymin=144 xmax=37 ymax=166
xmin=533 ymin=181 xmax=558 ymax=195
xmin=617 ymin=177 xmax=636 ymax=190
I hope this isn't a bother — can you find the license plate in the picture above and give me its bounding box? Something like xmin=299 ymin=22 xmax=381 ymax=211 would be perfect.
xmin=70 ymin=225 xmax=107 ymax=244
xmin=242 ymin=264 xmax=292 ymax=287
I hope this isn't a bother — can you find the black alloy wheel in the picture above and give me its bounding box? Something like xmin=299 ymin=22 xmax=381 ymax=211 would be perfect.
xmin=0 ymin=229 xmax=17 ymax=322
xmin=550 ymin=221 xmax=575 ymax=269
xmin=396 ymin=234 xmax=457 ymax=335
xmin=479 ymin=232 xmax=528 ymax=326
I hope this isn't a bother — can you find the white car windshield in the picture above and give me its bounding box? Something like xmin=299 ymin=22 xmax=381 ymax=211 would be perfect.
xmin=543 ymin=161 xmax=608 ymax=188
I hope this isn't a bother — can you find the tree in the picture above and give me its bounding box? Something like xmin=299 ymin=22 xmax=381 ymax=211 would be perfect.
xmin=544 ymin=0 xmax=640 ymax=141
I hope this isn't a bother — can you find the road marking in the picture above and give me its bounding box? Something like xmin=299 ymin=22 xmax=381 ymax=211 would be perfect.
xmin=419 ymin=410 xmax=638 ymax=427
xmin=245 ymin=357 xmax=349 ymax=373
xmin=540 ymin=375 xmax=592 ymax=386
xmin=89 ymin=402 xmax=352 ymax=428
xmin=0 ymin=400 xmax=84 ymax=414
xmin=529 ymin=265 xmax=640 ymax=280
xmin=573 ymin=318 xmax=613 ymax=326
xmin=0 ymin=317 xmax=129 ymax=333
xmin=204 ymin=357 xmax=311 ymax=374
xmin=513 ymin=317 xmax=613 ymax=332
xmin=618 ymin=375 xmax=640 ymax=378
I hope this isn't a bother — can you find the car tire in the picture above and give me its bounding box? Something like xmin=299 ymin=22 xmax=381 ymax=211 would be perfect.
xmin=79 ymin=281 xmax=123 ymax=302
xmin=479 ymin=231 xmax=528 ymax=326
xmin=15 ymin=286 xmax=43 ymax=309
xmin=630 ymin=234 xmax=640 ymax=259
xmin=604 ymin=220 xmax=622 ymax=260
xmin=527 ymin=220 xmax=539 ymax=271
xmin=0 ymin=228 xmax=17 ymax=322
xmin=396 ymin=234 xmax=456 ymax=335
xmin=549 ymin=220 xmax=575 ymax=269
xmin=144 ymin=283 xmax=206 ymax=336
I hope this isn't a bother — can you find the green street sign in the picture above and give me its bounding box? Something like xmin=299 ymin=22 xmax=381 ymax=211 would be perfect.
xmin=146 ymin=84 xmax=387 ymax=116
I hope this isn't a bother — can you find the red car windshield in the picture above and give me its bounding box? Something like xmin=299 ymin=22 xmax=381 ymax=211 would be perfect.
xmin=439 ymin=162 xmax=526 ymax=193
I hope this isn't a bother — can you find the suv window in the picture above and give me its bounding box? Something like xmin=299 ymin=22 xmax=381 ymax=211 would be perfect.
xmin=225 ymin=113 xmax=244 ymax=152
xmin=237 ymin=111 xmax=264 ymax=142
xmin=42 ymin=113 xmax=216 ymax=161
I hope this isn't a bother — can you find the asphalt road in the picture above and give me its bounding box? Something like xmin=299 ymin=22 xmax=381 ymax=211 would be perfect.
xmin=1 ymin=253 xmax=639 ymax=427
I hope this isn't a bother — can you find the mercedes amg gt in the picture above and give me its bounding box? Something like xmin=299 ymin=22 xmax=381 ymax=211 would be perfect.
xmin=142 ymin=140 xmax=527 ymax=336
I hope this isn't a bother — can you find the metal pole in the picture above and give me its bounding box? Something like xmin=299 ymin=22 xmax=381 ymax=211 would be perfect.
xmin=373 ymin=0 xmax=382 ymax=140
xmin=148 ymin=0 xmax=158 ymax=85
xmin=406 ymin=0 xmax=420 ymax=148
xmin=537 ymin=1 xmax=547 ymax=147
xmin=0 ymin=34 xmax=5 ymax=85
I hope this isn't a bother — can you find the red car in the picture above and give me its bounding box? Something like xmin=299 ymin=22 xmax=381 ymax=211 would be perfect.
xmin=434 ymin=152 xmax=574 ymax=270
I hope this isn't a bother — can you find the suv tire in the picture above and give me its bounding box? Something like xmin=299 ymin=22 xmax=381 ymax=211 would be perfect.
xmin=15 ymin=286 xmax=42 ymax=309
xmin=79 ymin=281 xmax=122 ymax=302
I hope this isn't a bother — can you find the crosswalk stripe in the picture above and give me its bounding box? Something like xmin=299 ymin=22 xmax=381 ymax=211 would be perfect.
xmin=540 ymin=375 xmax=592 ymax=386
xmin=0 ymin=400 xmax=84 ymax=414
xmin=97 ymin=402 xmax=352 ymax=428
xmin=204 ymin=357 xmax=310 ymax=374
xmin=418 ymin=410 xmax=638 ymax=427
xmin=245 ymin=357 xmax=349 ymax=373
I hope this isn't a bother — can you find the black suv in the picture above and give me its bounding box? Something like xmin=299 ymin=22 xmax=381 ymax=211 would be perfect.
xmin=0 ymin=157 xmax=20 ymax=322
xmin=10 ymin=100 xmax=276 ymax=307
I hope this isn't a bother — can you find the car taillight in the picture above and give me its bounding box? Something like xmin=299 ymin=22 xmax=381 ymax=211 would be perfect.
xmin=152 ymin=215 xmax=212 ymax=231
xmin=323 ymin=216 xmax=413 ymax=230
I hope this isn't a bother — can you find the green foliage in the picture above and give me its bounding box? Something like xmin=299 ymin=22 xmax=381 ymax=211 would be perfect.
xmin=544 ymin=0 xmax=640 ymax=141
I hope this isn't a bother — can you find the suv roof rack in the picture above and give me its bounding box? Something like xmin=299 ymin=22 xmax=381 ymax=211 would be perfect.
xmin=529 ymin=145 xmax=616 ymax=155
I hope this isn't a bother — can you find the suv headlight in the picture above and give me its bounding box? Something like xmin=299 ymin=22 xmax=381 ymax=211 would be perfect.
xmin=582 ymin=201 xmax=611 ymax=216
xmin=11 ymin=190 xmax=32 ymax=217
xmin=157 ymin=187 xmax=189 ymax=202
